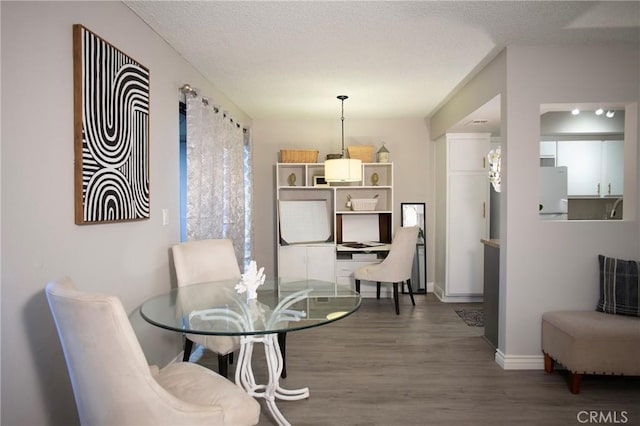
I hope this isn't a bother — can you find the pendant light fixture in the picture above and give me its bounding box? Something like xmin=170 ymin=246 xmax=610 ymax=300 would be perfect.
xmin=324 ymin=95 xmax=362 ymax=182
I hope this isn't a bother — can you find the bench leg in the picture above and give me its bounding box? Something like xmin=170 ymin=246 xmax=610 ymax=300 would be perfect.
xmin=543 ymin=352 xmax=554 ymax=373
xmin=568 ymin=372 xmax=582 ymax=394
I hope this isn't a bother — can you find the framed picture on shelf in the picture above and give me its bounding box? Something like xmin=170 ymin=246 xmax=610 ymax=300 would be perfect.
xmin=313 ymin=176 xmax=329 ymax=187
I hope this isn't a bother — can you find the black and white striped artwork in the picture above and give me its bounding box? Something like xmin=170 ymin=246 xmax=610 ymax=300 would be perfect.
xmin=73 ymin=25 xmax=150 ymax=224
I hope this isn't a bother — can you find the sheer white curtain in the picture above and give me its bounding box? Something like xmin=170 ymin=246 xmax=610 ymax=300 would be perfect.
xmin=185 ymin=95 xmax=252 ymax=265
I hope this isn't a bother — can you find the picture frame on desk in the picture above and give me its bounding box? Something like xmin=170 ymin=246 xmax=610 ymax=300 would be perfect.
xmin=313 ymin=176 xmax=329 ymax=187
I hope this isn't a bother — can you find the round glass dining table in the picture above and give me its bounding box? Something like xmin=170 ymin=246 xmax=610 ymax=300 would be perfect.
xmin=140 ymin=277 xmax=361 ymax=426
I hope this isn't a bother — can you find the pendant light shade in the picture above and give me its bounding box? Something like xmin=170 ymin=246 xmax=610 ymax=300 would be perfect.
xmin=324 ymin=95 xmax=362 ymax=182
xmin=325 ymin=158 xmax=362 ymax=182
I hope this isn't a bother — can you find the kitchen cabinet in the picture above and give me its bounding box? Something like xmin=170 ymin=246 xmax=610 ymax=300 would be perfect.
xmin=539 ymin=141 xmax=557 ymax=166
xmin=602 ymin=140 xmax=624 ymax=196
xmin=276 ymin=162 xmax=393 ymax=295
xmin=434 ymin=133 xmax=490 ymax=302
xmin=481 ymin=239 xmax=499 ymax=349
xmin=555 ymin=140 xmax=623 ymax=197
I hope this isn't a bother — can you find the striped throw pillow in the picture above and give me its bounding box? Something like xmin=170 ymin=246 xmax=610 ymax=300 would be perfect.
xmin=597 ymin=255 xmax=640 ymax=317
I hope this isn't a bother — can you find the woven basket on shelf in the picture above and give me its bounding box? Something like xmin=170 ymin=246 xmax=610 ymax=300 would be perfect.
xmin=347 ymin=145 xmax=375 ymax=163
xmin=350 ymin=198 xmax=378 ymax=211
xmin=280 ymin=149 xmax=319 ymax=163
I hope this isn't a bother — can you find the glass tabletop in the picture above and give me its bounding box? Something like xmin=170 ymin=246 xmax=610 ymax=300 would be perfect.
xmin=140 ymin=277 xmax=361 ymax=336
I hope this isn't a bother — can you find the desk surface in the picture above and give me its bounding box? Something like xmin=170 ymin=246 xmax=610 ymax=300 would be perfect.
xmin=140 ymin=278 xmax=361 ymax=336
xmin=337 ymin=243 xmax=391 ymax=252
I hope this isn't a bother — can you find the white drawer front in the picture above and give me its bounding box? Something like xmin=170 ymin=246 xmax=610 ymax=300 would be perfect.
xmin=336 ymin=260 xmax=381 ymax=277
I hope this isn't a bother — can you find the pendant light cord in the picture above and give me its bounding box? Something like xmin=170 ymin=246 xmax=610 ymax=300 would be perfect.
xmin=338 ymin=95 xmax=348 ymax=158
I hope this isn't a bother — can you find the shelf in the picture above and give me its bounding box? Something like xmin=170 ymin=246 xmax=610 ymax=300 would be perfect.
xmin=276 ymin=162 xmax=394 ymax=290
xmin=276 ymin=162 xmax=393 ymax=188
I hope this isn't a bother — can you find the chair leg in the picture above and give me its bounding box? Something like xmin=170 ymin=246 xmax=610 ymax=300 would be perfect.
xmin=355 ymin=279 xmax=360 ymax=293
xmin=376 ymin=282 xmax=381 ymax=299
xmin=182 ymin=337 xmax=194 ymax=362
xmin=229 ymin=352 xmax=234 ymax=365
xmin=406 ymin=279 xmax=416 ymax=306
xmin=543 ymin=352 xmax=554 ymax=373
xmin=568 ymin=372 xmax=582 ymax=394
xmin=218 ymin=353 xmax=229 ymax=378
xmin=393 ymin=282 xmax=400 ymax=315
xmin=278 ymin=332 xmax=287 ymax=379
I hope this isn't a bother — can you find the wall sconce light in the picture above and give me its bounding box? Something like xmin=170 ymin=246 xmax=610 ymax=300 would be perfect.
xmin=324 ymin=95 xmax=362 ymax=182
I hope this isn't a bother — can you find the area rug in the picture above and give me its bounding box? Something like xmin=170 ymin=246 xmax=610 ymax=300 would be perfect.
xmin=455 ymin=309 xmax=484 ymax=327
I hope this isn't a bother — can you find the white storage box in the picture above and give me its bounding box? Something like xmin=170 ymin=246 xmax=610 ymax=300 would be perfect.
xmin=350 ymin=198 xmax=378 ymax=211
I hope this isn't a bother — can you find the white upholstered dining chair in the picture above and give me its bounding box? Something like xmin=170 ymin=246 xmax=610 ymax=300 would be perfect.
xmin=45 ymin=276 xmax=260 ymax=426
xmin=172 ymin=239 xmax=243 ymax=377
xmin=354 ymin=226 xmax=420 ymax=315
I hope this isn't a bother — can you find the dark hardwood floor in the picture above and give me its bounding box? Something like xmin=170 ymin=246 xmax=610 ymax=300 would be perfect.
xmin=198 ymin=293 xmax=639 ymax=426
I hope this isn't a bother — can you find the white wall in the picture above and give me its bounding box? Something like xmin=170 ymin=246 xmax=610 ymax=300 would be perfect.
xmin=432 ymin=44 xmax=639 ymax=368
xmin=0 ymin=2 xmax=250 ymax=424
xmin=501 ymin=45 xmax=639 ymax=363
xmin=430 ymin=50 xmax=507 ymax=140
xmin=251 ymin=118 xmax=435 ymax=284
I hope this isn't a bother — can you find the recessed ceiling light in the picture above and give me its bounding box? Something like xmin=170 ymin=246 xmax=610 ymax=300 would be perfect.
xmin=595 ymin=108 xmax=604 ymax=115
xmin=571 ymin=108 xmax=580 ymax=115
xmin=606 ymin=110 xmax=615 ymax=118
xmin=469 ymin=119 xmax=489 ymax=125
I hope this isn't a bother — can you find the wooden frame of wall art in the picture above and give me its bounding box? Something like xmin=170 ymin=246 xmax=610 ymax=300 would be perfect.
xmin=73 ymin=24 xmax=150 ymax=224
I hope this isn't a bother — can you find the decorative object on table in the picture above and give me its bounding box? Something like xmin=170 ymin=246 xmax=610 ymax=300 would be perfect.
xmin=371 ymin=172 xmax=379 ymax=186
xmin=487 ymin=147 xmax=501 ymax=192
xmin=280 ymin=149 xmax=319 ymax=163
xmin=377 ymin=143 xmax=390 ymax=163
xmin=347 ymin=145 xmax=375 ymax=163
xmin=235 ymin=260 xmax=266 ymax=301
xmin=73 ymin=25 xmax=150 ymax=225
xmin=324 ymin=95 xmax=362 ymax=182
xmin=288 ymin=172 xmax=296 ymax=186
xmin=455 ymin=309 xmax=484 ymax=327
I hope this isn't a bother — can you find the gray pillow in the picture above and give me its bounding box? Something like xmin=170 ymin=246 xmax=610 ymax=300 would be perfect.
xmin=597 ymin=255 xmax=640 ymax=317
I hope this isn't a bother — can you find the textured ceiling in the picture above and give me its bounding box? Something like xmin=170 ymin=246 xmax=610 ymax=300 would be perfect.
xmin=125 ymin=1 xmax=639 ymax=121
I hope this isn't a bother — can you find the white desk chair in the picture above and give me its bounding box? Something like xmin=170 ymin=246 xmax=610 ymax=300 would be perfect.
xmin=45 ymin=276 xmax=260 ymax=426
xmin=354 ymin=226 xmax=419 ymax=314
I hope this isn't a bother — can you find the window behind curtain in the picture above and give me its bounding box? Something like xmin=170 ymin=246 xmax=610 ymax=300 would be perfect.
xmin=179 ymin=101 xmax=253 ymax=266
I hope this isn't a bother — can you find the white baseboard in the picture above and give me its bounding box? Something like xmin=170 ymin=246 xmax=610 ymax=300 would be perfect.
xmin=432 ymin=283 xmax=482 ymax=303
xmin=495 ymin=349 xmax=545 ymax=370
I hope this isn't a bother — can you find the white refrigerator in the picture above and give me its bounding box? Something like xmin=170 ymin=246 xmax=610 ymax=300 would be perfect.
xmin=539 ymin=166 xmax=568 ymax=220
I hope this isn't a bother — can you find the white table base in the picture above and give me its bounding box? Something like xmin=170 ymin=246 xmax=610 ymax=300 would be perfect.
xmin=235 ymin=333 xmax=309 ymax=426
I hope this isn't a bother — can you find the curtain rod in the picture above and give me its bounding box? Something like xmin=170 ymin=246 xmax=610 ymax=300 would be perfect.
xmin=180 ymin=83 xmax=248 ymax=132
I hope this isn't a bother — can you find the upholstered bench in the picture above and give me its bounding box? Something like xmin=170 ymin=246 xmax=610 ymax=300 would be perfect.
xmin=542 ymin=254 xmax=640 ymax=394
xmin=542 ymin=310 xmax=640 ymax=393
